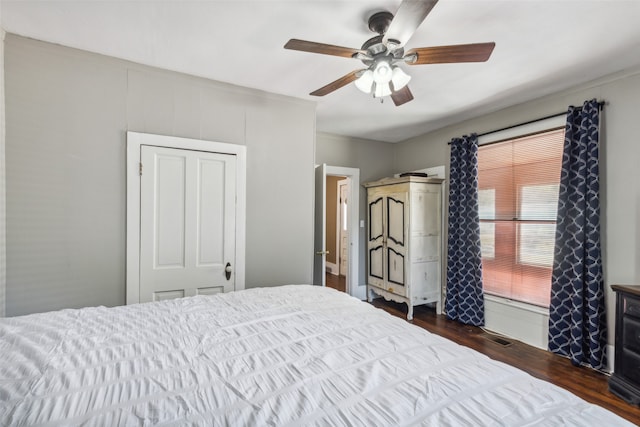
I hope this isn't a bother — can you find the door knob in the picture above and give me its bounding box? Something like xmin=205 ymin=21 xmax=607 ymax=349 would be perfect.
xmin=225 ymin=262 xmax=232 ymax=280
xmin=315 ymin=251 xmax=330 ymax=255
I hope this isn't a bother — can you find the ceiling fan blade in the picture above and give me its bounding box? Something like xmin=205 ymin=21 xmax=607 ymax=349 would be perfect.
xmin=284 ymin=39 xmax=361 ymax=58
xmin=383 ymin=0 xmax=439 ymax=47
xmin=406 ymin=42 xmax=495 ymax=64
xmin=310 ymin=70 xmax=364 ymax=97
xmin=391 ymin=86 xmax=414 ymax=106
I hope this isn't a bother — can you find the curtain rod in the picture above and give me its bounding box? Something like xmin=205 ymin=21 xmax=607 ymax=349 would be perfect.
xmin=476 ymin=110 xmax=567 ymax=138
xmin=447 ymin=101 xmax=605 ymax=143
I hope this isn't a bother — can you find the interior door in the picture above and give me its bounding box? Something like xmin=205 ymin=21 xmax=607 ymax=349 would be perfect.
xmin=339 ymin=180 xmax=349 ymax=277
xmin=313 ymin=164 xmax=327 ymax=286
xmin=139 ymin=145 xmax=236 ymax=302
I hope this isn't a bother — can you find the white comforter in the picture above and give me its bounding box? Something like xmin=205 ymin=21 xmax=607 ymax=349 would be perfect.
xmin=0 ymin=285 xmax=632 ymax=426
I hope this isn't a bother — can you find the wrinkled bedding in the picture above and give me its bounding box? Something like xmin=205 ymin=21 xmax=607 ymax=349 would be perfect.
xmin=0 ymin=285 xmax=632 ymax=426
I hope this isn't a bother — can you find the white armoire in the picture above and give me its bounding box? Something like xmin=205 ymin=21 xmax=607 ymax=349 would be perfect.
xmin=364 ymin=176 xmax=444 ymax=320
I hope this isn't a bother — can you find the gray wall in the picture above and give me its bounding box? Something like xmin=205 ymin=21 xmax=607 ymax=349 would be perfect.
xmin=0 ymin=25 xmax=5 ymax=317
xmin=5 ymin=34 xmax=316 ymax=316
xmin=315 ymin=132 xmax=395 ymax=287
xmin=392 ymin=68 xmax=640 ymax=346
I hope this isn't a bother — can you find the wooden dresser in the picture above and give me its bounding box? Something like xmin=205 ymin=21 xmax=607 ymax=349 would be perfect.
xmin=364 ymin=176 xmax=444 ymax=320
xmin=609 ymin=284 xmax=640 ymax=405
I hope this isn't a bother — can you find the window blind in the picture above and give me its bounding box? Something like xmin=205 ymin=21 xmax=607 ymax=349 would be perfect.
xmin=478 ymin=128 xmax=564 ymax=307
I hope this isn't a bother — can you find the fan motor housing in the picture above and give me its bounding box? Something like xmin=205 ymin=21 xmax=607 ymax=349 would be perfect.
xmin=360 ymin=11 xmax=405 ymax=66
xmin=361 ymin=35 xmax=386 ymax=56
xmin=360 ymin=35 xmax=404 ymax=66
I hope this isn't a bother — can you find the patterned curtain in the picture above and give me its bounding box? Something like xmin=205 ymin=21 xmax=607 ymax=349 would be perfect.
xmin=445 ymin=134 xmax=484 ymax=326
xmin=548 ymin=99 xmax=606 ymax=370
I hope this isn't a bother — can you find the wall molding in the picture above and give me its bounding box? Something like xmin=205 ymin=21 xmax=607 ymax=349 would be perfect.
xmin=484 ymin=295 xmax=549 ymax=350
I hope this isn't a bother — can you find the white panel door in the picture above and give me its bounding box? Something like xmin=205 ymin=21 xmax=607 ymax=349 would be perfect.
xmin=313 ymin=164 xmax=327 ymax=286
xmin=140 ymin=145 xmax=236 ymax=302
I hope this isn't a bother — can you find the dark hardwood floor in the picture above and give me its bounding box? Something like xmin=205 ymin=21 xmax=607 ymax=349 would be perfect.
xmin=326 ymin=273 xmax=346 ymax=293
xmin=371 ymin=298 xmax=640 ymax=426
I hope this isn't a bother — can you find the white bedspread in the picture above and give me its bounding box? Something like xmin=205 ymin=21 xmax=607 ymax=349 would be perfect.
xmin=0 ymin=285 xmax=633 ymax=426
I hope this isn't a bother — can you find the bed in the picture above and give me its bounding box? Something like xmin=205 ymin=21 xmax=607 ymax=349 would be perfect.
xmin=0 ymin=285 xmax=633 ymax=426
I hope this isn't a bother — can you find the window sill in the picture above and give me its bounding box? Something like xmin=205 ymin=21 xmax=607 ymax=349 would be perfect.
xmin=484 ymin=294 xmax=550 ymax=316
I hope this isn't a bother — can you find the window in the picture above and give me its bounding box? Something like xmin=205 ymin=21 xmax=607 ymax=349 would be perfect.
xmin=478 ymin=129 xmax=564 ymax=307
xmin=518 ymin=184 xmax=559 ymax=267
xmin=478 ymin=189 xmax=496 ymax=259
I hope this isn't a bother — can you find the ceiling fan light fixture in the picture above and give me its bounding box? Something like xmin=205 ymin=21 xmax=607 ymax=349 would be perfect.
xmin=372 ymin=60 xmax=393 ymax=85
xmin=355 ymin=70 xmax=374 ymax=94
xmin=373 ymin=82 xmax=392 ymax=98
xmin=391 ymin=66 xmax=411 ymax=91
xmin=285 ymin=0 xmax=496 ymax=107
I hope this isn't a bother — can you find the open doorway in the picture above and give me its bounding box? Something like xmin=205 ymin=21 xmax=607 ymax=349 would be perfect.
xmin=325 ymin=175 xmax=348 ymax=292
xmin=313 ymin=164 xmax=360 ymax=298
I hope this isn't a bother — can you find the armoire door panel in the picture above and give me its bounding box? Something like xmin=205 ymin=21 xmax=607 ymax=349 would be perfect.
xmin=369 ymin=197 xmax=384 ymax=241
xmin=411 ymin=191 xmax=441 ymax=235
xmin=387 ymin=196 xmax=405 ymax=246
xmin=369 ymin=245 xmax=384 ymax=280
xmin=410 ymin=235 xmax=440 ymax=262
xmin=410 ymin=261 xmax=441 ymax=300
xmin=387 ymin=247 xmax=405 ymax=286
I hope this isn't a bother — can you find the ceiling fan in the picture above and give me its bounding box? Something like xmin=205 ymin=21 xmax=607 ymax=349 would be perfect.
xmin=284 ymin=0 xmax=495 ymax=106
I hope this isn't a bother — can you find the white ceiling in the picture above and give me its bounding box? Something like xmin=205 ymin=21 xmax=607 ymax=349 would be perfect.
xmin=3 ymin=0 xmax=640 ymax=143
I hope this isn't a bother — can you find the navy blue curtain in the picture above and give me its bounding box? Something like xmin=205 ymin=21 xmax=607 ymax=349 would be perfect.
xmin=548 ymin=99 xmax=606 ymax=370
xmin=445 ymin=134 xmax=484 ymax=326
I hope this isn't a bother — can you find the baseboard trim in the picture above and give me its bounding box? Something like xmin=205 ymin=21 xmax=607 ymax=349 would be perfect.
xmin=606 ymin=344 xmax=614 ymax=373
xmin=325 ymin=262 xmax=338 ymax=275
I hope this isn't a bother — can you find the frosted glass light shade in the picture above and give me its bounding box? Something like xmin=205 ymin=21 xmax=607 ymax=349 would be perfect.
xmin=374 ymin=82 xmax=392 ymax=98
xmin=355 ymin=70 xmax=374 ymax=94
xmin=373 ymin=61 xmax=392 ymax=84
xmin=391 ymin=67 xmax=411 ymax=91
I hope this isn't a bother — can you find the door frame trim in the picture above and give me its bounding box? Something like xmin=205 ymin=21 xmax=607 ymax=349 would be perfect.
xmin=126 ymin=132 xmax=246 ymax=305
xmin=337 ymin=178 xmax=348 ymax=276
xmin=326 ymin=166 xmax=360 ymax=299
